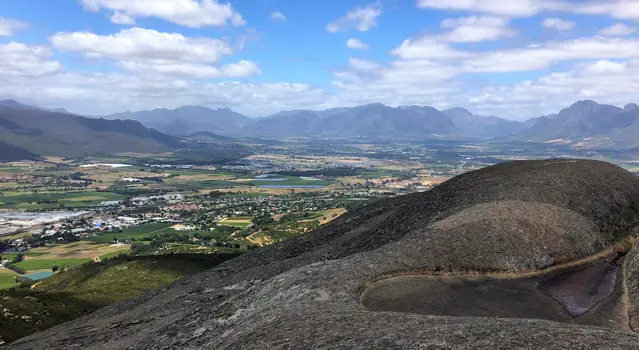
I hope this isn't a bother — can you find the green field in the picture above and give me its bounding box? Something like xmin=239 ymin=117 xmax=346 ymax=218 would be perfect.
xmin=249 ymin=176 xmax=332 ymax=187
xmin=0 ymin=231 xmax=33 ymax=241
xmin=0 ymin=252 xmax=48 ymax=260
xmin=15 ymin=258 xmax=90 ymax=270
xmin=99 ymin=249 xmax=130 ymax=260
xmin=0 ymin=166 xmax=28 ymax=174
xmin=88 ymin=223 xmax=234 ymax=243
xmin=0 ymin=191 xmax=125 ymax=209
xmin=169 ymin=180 xmax=245 ymax=191
xmin=0 ymin=270 xmax=18 ymax=289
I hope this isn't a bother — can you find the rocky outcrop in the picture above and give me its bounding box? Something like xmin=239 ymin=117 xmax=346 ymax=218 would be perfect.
xmin=9 ymin=159 xmax=639 ymax=349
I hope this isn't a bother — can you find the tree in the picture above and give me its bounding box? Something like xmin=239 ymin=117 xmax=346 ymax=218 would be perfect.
xmin=13 ymin=254 xmax=25 ymax=263
xmin=52 ymin=266 xmax=59 ymax=272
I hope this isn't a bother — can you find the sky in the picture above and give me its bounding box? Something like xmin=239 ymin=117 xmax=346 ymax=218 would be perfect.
xmin=2 ymin=0 xmax=639 ymax=120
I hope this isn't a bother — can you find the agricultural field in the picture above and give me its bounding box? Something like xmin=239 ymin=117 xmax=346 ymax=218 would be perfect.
xmin=15 ymin=259 xmax=89 ymax=270
xmin=0 ymin=231 xmax=33 ymax=242
xmin=0 ymin=269 xmax=19 ymax=289
xmin=245 ymin=175 xmax=332 ymax=188
xmin=219 ymin=217 xmax=253 ymax=228
xmin=87 ymin=222 xmax=241 ymax=243
xmin=0 ymin=191 xmax=124 ymax=209
xmin=14 ymin=242 xmax=131 ymax=269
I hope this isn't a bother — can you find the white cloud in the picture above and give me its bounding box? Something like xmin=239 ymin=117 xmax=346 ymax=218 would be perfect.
xmin=346 ymin=38 xmax=369 ymax=49
xmin=599 ymin=23 xmax=637 ymax=36
xmin=417 ymin=0 xmax=557 ymax=17
xmin=0 ymin=17 xmax=27 ymax=37
xmin=80 ymin=0 xmax=245 ymax=27
xmin=51 ymin=28 xmax=233 ymax=63
xmin=326 ymin=4 xmax=382 ymax=33
xmin=440 ymin=16 xmax=514 ymax=42
xmin=0 ymin=42 xmax=61 ymax=78
xmin=270 ymin=11 xmax=286 ymax=21
xmin=391 ymin=36 xmax=472 ymax=59
xmin=219 ymin=60 xmax=261 ymax=77
xmin=348 ymin=58 xmax=380 ymax=71
xmin=542 ymin=17 xmax=575 ymax=31
xmin=464 ymin=37 xmax=639 ymax=72
xmin=50 ymin=28 xmax=259 ymax=79
xmin=417 ymin=0 xmax=639 ymax=22
xmin=110 ymin=11 xmax=136 ymax=25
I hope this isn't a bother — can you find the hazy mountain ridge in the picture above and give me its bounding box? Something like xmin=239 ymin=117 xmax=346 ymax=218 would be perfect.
xmin=0 ymin=104 xmax=179 ymax=160
xmin=441 ymin=107 xmax=530 ymax=138
xmin=517 ymin=100 xmax=639 ymax=148
xmin=106 ymin=106 xmax=251 ymax=136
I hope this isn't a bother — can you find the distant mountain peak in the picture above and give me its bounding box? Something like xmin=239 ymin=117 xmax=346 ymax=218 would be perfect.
xmin=0 ymin=99 xmax=29 ymax=108
xmin=624 ymin=103 xmax=639 ymax=111
xmin=569 ymin=100 xmax=600 ymax=110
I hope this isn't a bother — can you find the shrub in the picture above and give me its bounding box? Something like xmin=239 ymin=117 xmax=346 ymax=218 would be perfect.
xmin=5 ymin=263 xmax=26 ymax=275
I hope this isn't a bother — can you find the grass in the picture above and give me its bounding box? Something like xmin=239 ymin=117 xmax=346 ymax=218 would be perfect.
xmin=0 ymin=191 xmax=125 ymax=209
xmin=0 ymin=167 xmax=27 ymax=174
xmin=168 ymin=180 xmax=246 ymax=191
xmin=87 ymin=223 xmax=235 ymax=243
xmin=0 ymin=253 xmax=242 ymax=343
xmin=87 ymin=223 xmax=172 ymax=243
xmin=0 ymin=253 xmax=238 ymax=342
xmin=248 ymin=176 xmax=332 ymax=187
xmin=0 ymin=231 xmax=33 ymax=241
xmin=0 ymin=252 xmax=48 ymax=260
xmin=0 ymin=269 xmax=18 ymax=289
xmin=99 ymin=249 xmax=130 ymax=260
xmin=27 ymin=242 xmax=131 ymax=259
xmin=15 ymin=259 xmax=90 ymax=270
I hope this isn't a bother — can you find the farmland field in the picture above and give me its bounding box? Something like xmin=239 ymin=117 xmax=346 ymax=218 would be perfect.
xmin=87 ymin=223 xmax=232 ymax=243
xmin=0 ymin=231 xmax=33 ymax=241
xmin=15 ymin=259 xmax=90 ymax=270
xmin=247 ymin=176 xmax=332 ymax=187
xmin=0 ymin=269 xmax=19 ymax=289
xmin=0 ymin=191 xmax=125 ymax=209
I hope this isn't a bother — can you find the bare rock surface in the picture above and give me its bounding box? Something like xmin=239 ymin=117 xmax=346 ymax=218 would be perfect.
xmin=9 ymin=159 xmax=639 ymax=349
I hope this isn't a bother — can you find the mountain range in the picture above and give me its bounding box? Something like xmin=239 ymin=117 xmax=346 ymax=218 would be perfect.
xmin=107 ymin=106 xmax=251 ymax=136
xmin=105 ymin=100 xmax=639 ymax=149
xmin=2 ymin=98 xmax=639 ymax=162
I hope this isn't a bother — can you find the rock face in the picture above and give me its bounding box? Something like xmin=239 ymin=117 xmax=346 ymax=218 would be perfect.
xmin=10 ymin=159 xmax=639 ymax=349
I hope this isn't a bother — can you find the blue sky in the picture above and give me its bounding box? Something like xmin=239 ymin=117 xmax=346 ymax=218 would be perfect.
xmin=2 ymin=0 xmax=639 ymax=119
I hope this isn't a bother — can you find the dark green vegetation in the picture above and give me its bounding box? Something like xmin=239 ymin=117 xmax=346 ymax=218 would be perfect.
xmin=11 ymin=159 xmax=639 ymax=349
xmin=0 ymin=141 xmax=39 ymax=162
xmin=0 ymin=253 xmax=241 ymax=344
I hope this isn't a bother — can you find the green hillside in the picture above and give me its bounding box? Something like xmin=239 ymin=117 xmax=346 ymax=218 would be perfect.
xmin=0 ymin=253 xmax=240 ymax=344
xmin=0 ymin=106 xmax=178 ymax=158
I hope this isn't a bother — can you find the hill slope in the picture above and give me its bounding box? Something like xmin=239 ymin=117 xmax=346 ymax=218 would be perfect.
xmin=10 ymin=159 xmax=639 ymax=349
xmin=0 ymin=254 xmax=240 ymax=344
xmin=0 ymin=106 xmax=178 ymax=157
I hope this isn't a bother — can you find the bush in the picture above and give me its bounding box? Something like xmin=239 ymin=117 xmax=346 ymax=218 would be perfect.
xmin=19 ymin=278 xmax=34 ymax=288
xmin=5 ymin=263 xmax=26 ymax=275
